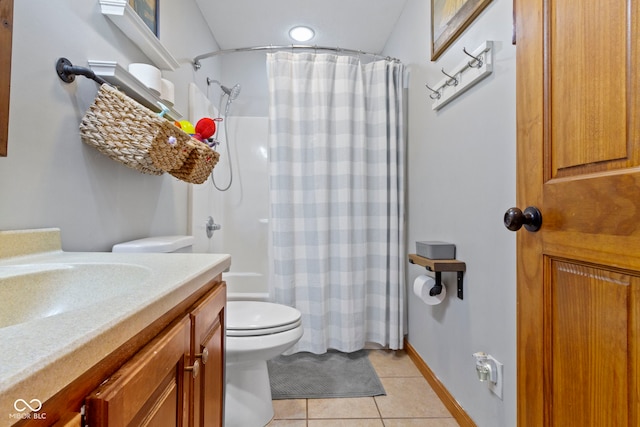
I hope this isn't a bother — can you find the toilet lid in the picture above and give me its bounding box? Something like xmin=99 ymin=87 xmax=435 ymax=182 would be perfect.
xmin=227 ymin=301 xmax=302 ymax=336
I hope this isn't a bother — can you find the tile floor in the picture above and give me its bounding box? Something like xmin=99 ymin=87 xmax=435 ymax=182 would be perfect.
xmin=267 ymin=349 xmax=461 ymax=427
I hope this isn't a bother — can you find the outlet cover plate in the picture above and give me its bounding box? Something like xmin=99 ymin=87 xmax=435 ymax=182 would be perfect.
xmin=487 ymin=355 xmax=503 ymax=399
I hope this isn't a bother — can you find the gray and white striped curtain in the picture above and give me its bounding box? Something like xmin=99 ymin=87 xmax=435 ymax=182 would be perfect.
xmin=267 ymin=52 xmax=405 ymax=354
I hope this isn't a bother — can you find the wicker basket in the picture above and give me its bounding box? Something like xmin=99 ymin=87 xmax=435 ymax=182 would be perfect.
xmin=80 ymin=84 xmax=196 ymax=176
xmin=149 ymin=129 xmax=196 ymax=171
xmin=169 ymin=141 xmax=220 ymax=184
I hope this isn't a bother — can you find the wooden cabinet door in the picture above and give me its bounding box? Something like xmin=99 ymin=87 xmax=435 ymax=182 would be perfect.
xmin=85 ymin=316 xmax=191 ymax=427
xmin=516 ymin=0 xmax=640 ymax=426
xmin=189 ymin=283 xmax=226 ymax=427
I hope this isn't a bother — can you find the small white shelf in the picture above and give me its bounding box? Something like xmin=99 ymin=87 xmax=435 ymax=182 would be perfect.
xmin=88 ymin=60 xmax=183 ymax=120
xmin=99 ymin=0 xmax=179 ymax=70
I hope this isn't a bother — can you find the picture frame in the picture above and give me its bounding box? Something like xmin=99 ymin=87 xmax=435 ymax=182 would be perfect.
xmin=129 ymin=0 xmax=159 ymax=36
xmin=1 ymin=0 xmax=13 ymax=157
xmin=431 ymin=0 xmax=493 ymax=60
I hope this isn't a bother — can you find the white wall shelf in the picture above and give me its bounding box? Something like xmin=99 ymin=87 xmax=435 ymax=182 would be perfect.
xmin=99 ymin=0 xmax=179 ymax=71
xmin=88 ymin=60 xmax=183 ymax=121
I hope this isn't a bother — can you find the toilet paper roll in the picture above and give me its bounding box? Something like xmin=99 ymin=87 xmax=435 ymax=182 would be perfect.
xmin=413 ymin=274 xmax=446 ymax=305
xmin=160 ymin=78 xmax=175 ymax=105
xmin=128 ymin=63 xmax=162 ymax=95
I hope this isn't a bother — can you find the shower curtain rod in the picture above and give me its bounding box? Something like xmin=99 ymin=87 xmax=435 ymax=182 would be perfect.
xmin=192 ymin=44 xmax=400 ymax=70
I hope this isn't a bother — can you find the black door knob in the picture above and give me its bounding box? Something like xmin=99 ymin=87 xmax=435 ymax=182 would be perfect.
xmin=504 ymin=207 xmax=542 ymax=232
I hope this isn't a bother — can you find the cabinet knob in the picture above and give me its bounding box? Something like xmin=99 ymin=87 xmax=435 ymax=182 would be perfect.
xmin=195 ymin=347 xmax=209 ymax=365
xmin=185 ymin=359 xmax=200 ymax=378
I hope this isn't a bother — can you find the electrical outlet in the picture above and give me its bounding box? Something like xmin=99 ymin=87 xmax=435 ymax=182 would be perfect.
xmin=486 ymin=355 xmax=503 ymax=399
xmin=472 ymin=352 xmax=503 ymax=399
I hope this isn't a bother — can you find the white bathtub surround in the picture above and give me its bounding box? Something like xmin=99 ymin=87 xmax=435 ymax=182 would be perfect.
xmin=223 ymin=272 xmax=269 ymax=301
xmin=267 ymin=52 xmax=406 ymax=354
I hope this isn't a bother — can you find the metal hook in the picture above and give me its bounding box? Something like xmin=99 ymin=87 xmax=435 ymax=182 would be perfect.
xmin=462 ymin=47 xmax=483 ymax=68
xmin=441 ymin=68 xmax=458 ymax=86
xmin=425 ymin=83 xmax=441 ymax=100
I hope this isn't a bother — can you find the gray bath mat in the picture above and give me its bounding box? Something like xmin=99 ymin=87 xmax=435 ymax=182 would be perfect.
xmin=267 ymin=350 xmax=386 ymax=399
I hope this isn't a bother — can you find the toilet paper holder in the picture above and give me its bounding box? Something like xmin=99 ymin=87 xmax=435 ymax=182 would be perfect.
xmin=408 ymin=254 xmax=466 ymax=300
xmin=429 ymin=272 xmax=444 ymax=296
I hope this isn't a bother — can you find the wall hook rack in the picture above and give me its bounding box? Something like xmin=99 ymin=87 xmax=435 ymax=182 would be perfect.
xmin=56 ymin=58 xmax=108 ymax=86
xmin=425 ymin=41 xmax=493 ymax=111
xmin=408 ymin=254 xmax=466 ymax=299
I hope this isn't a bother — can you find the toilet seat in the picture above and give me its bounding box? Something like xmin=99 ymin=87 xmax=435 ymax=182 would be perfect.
xmin=227 ymin=301 xmax=302 ymax=337
xmin=227 ymin=318 xmax=302 ymax=337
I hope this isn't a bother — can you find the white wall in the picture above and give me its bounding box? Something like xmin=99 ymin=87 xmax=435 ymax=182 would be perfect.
xmin=383 ymin=0 xmax=517 ymax=426
xmin=0 ymin=0 xmax=220 ymax=251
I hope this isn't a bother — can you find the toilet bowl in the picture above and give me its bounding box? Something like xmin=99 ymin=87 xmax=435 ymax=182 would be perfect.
xmin=112 ymin=236 xmax=303 ymax=427
xmin=225 ymin=301 xmax=303 ymax=427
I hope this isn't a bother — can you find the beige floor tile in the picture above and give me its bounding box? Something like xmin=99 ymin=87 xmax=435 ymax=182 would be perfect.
xmin=367 ymin=350 xmax=422 ymax=378
xmin=273 ymin=399 xmax=307 ymax=419
xmin=308 ymin=397 xmax=380 ymax=419
xmin=308 ymin=419 xmax=384 ymax=426
xmin=266 ymin=420 xmax=308 ymax=427
xmin=383 ymin=418 xmax=460 ymax=427
xmin=374 ymin=378 xmax=453 ymax=419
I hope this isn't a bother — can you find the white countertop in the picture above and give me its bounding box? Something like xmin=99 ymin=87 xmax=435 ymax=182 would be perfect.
xmin=0 ymin=229 xmax=230 ymax=425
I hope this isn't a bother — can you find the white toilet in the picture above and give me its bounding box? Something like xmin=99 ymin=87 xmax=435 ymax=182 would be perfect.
xmin=113 ymin=236 xmax=303 ymax=427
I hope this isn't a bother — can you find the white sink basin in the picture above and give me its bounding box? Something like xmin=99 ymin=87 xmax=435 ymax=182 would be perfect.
xmin=0 ymin=263 xmax=151 ymax=328
xmin=0 ymin=228 xmax=232 ymax=419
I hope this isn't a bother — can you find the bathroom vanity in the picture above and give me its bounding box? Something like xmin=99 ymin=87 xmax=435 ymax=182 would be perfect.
xmin=0 ymin=229 xmax=230 ymax=427
xmin=83 ymin=281 xmax=226 ymax=427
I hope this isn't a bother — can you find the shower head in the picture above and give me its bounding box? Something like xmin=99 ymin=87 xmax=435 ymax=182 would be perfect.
xmin=225 ymin=83 xmax=241 ymax=101
xmin=207 ymin=78 xmax=241 ymax=100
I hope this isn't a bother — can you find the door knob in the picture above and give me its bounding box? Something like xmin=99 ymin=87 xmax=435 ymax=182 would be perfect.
xmin=504 ymin=206 xmax=542 ymax=232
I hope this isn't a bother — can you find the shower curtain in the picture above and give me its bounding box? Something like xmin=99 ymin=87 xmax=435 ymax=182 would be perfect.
xmin=267 ymin=52 xmax=405 ymax=354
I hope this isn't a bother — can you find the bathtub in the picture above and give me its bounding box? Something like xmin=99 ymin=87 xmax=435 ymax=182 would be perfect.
xmin=223 ymin=272 xmax=270 ymax=301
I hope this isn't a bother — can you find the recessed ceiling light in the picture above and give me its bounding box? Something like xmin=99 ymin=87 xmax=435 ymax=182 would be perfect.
xmin=289 ymin=26 xmax=315 ymax=42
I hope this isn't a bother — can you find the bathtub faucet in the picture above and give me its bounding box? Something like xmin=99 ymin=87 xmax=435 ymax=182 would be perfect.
xmin=206 ymin=216 xmax=222 ymax=238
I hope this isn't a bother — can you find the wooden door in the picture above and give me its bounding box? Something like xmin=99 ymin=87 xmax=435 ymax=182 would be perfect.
xmin=85 ymin=316 xmax=191 ymax=427
xmin=515 ymin=0 xmax=640 ymax=426
xmin=189 ymin=283 xmax=226 ymax=427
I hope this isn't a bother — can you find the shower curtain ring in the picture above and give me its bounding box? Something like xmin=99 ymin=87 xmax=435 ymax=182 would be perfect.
xmin=441 ymin=68 xmax=458 ymax=86
xmin=462 ymin=47 xmax=483 ymax=68
xmin=425 ymin=83 xmax=441 ymax=100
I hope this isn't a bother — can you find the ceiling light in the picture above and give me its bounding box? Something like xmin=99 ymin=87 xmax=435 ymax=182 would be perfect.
xmin=289 ymin=26 xmax=315 ymax=42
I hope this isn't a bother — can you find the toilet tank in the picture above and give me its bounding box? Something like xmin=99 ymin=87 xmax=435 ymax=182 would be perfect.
xmin=112 ymin=236 xmax=195 ymax=253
